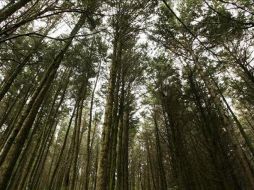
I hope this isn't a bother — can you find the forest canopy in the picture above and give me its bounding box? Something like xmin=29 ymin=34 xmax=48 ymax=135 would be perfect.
xmin=0 ymin=0 xmax=254 ymax=190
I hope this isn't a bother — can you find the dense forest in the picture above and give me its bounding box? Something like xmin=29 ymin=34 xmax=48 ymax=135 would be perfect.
xmin=0 ymin=0 xmax=254 ymax=190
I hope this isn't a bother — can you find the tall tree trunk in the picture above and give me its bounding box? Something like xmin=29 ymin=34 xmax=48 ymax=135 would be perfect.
xmin=84 ymin=62 xmax=101 ymax=190
xmin=96 ymin=34 xmax=120 ymax=190
xmin=191 ymin=52 xmax=254 ymax=189
xmin=0 ymin=14 xmax=86 ymax=189
xmin=109 ymin=68 xmax=122 ymax=190
xmin=122 ymin=110 xmax=129 ymax=190
xmin=115 ymin=113 xmax=124 ymax=190
xmin=153 ymin=110 xmax=167 ymax=190
xmin=49 ymin=105 xmax=76 ymax=190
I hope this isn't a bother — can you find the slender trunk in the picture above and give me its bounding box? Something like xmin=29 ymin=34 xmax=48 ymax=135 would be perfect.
xmin=145 ymin=138 xmax=156 ymax=190
xmin=0 ymin=14 xmax=86 ymax=189
xmin=96 ymin=38 xmax=120 ymax=190
xmin=49 ymin=105 xmax=76 ymax=189
xmin=115 ymin=114 xmax=124 ymax=190
xmin=109 ymin=69 xmax=122 ymax=190
xmin=153 ymin=110 xmax=167 ymax=190
xmin=84 ymin=63 xmax=101 ymax=190
xmin=0 ymin=86 xmax=30 ymax=160
xmin=71 ymin=76 xmax=88 ymax=190
xmin=191 ymin=52 xmax=254 ymax=189
xmin=0 ymin=91 xmax=19 ymax=126
xmin=122 ymin=110 xmax=129 ymax=190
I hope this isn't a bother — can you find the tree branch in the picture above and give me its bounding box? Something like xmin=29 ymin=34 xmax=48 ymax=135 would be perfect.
xmin=0 ymin=29 xmax=106 ymax=43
